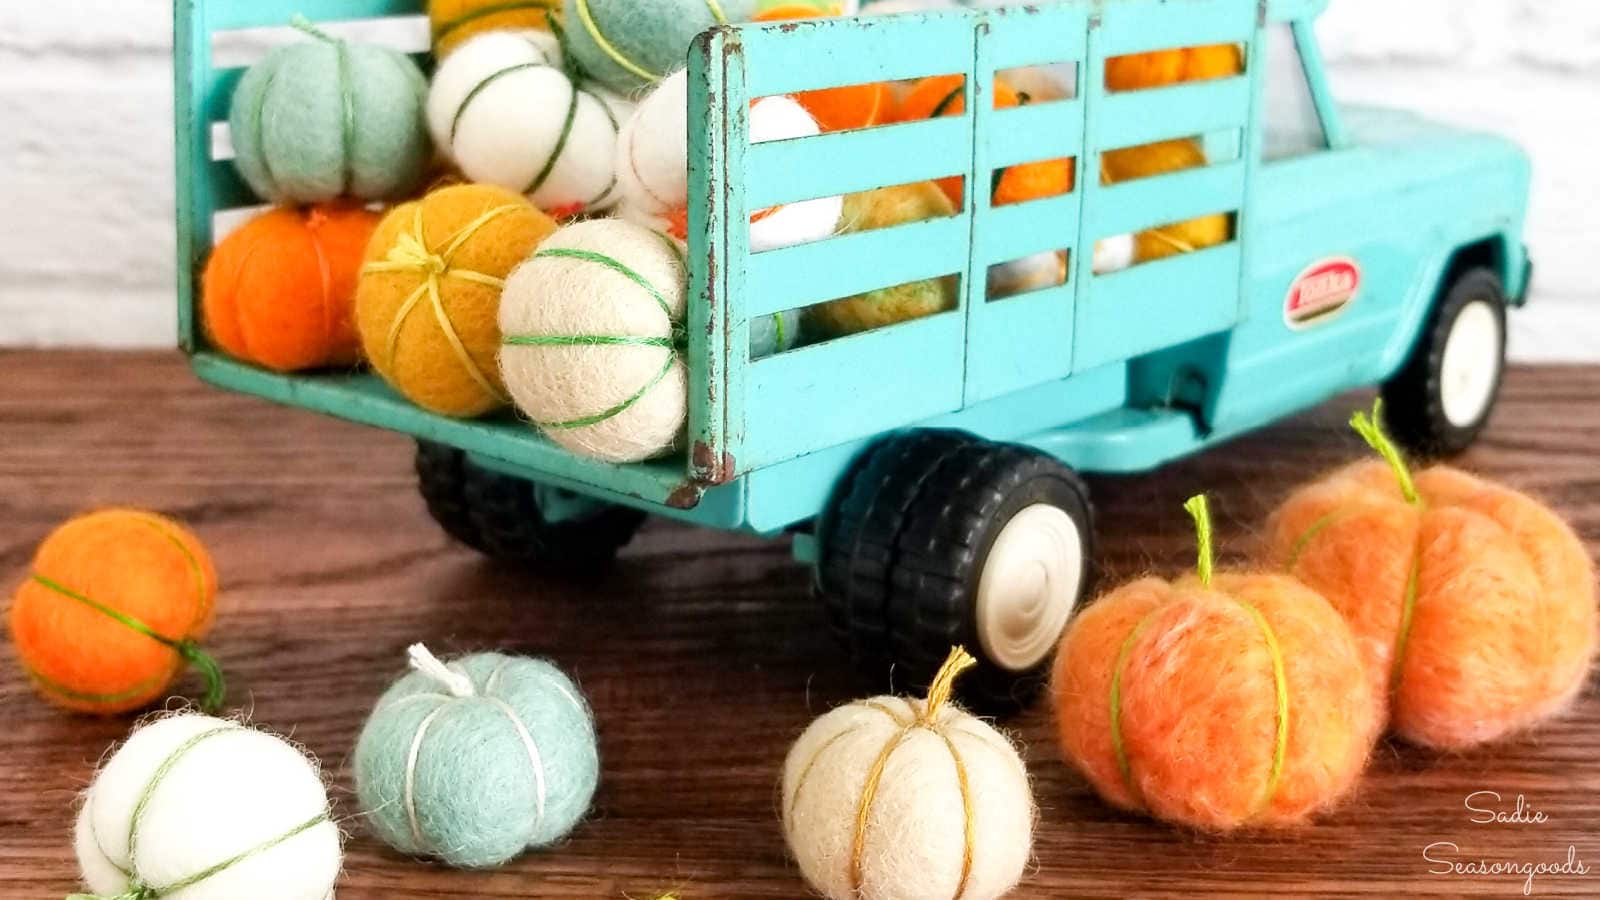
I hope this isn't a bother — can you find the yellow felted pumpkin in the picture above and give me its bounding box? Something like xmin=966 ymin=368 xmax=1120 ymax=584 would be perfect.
xmin=356 ymin=184 xmax=557 ymax=418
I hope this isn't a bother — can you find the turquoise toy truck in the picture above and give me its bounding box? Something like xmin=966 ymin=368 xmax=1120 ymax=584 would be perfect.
xmin=175 ymin=0 xmax=1533 ymax=704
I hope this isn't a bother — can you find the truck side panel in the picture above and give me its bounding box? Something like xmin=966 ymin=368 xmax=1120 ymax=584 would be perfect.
xmin=1210 ymin=129 xmax=1531 ymax=433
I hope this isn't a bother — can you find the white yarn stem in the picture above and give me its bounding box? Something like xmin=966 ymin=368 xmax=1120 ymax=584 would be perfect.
xmin=408 ymin=644 xmax=476 ymax=698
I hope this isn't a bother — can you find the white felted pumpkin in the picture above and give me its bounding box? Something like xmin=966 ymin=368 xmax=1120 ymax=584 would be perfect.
xmin=616 ymin=70 xmax=842 ymax=251
xmin=428 ymin=31 xmax=630 ymax=218
xmin=781 ymin=648 xmax=1035 ymax=900
xmin=73 ymin=714 xmax=340 ymax=900
xmin=499 ymin=218 xmax=689 ymax=462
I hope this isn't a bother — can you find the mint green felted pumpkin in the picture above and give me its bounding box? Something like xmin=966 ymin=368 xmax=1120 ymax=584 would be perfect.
xmin=229 ymin=20 xmax=431 ymax=205
xmin=353 ymin=645 xmax=600 ymax=868
xmin=561 ymin=0 xmax=759 ymax=94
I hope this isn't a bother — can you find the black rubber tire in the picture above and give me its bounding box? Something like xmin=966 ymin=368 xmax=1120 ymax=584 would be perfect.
xmin=816 ymin=430 xmax=977 ymax=668
xmin=1381 ymin=267 xmax=1508 ymax=458
xmin=414 ymin=441 xmax=645 ymax=568
xmin=817 ymin=432 xmax=1095 ymax=711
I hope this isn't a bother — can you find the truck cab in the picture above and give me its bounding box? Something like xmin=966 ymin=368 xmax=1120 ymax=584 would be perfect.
xmin=176 ymin=0 xmax=1532 ymax=707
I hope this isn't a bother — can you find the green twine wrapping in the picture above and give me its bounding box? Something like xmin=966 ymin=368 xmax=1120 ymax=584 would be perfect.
xmin=502 ymin=247 xmax=684 ymax=430
xmin=67 ymin=724 xmax=330 ymax=900
xmin=29 ymin=574 xmax=225 ymax=713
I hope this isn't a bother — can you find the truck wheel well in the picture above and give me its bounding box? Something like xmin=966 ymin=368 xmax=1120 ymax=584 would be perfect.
xmin=1443 ymin=238 xmax=1505 ymax=292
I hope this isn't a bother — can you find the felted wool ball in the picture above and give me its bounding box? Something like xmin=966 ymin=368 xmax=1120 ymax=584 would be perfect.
xmin=428 ymin=32 xmax=630 ymax=219
xmin=230 ymin=20 xmax=430 ymax=205
xmin=750 ymin=307 xmax=803 ymax=358
xmin=987 ymin=250 xmax=1065 ymax=298
xmin=898 ymin=74 xmax=1021 ymax=207
xmin=750 ymin=5 xmax=894 ymax=132
xmin=1105 ymin=44 xmax=1242 ymax=92
xmin=75 ymin=713 xmax=340 ymax=900
xmin=499 ymin=218 xmax=689 ymax=462
xmin=616 ymin=71 xmax=841 ymax=251
xmin=1053 ymin=496 xmax=1380 ymax=831
xmin=430 ymin=0 xmax=560 ymax=58
xmin=1093 ymin=233 xmax=1137 ymax=275
xmin=356 ymin=184 xmax=557 ymax=418
xmin=806 ymin=181 xmax=958 ymax=337
xmin=9 ymin=510 xmax=223 ymax=715
xmin=202 ymin=203 xmax=379 ymax=373
xmin=1264 ymin=403 xmax=1598 ymax=750
xmin=993 ymin=157 xmax=1075 ymax=208
xmin=1101 ymin=139 xmax=1230 ymax=261
xmin=354 ymin=645 xmax=599 ymax=868
xmin=561 ymin=0 xmax=759 ymax=94
xmin=782 ymin=648 xmax=1033 ymax=900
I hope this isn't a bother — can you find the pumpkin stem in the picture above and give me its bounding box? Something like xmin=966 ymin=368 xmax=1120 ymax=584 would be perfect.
xmin=919 ymin=646 xmax=977 ymax=723
xmin=1350 ymin=399 xmax=1421 ymax=506
xmin=1184 ymin=494 xmax=1214 ymax=587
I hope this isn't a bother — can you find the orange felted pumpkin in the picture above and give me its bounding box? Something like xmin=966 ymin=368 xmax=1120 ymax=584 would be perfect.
xmin=1265 ymin=402 xmax=1598 ymax=750
xmin=899 ymin=74 xmax=1073 ymax=208
xmin=8 ymin=510 xmax=224 ymax=714
xmin=1106 ymin=43 xmax=1244 ymax=92
xmin=752 ymin=5 xmax=895 ymax=132
xmin=1053 ymin=496 xmax=1380 ymax=831
xmin=202 ymin=203 xmax=380 ymax=372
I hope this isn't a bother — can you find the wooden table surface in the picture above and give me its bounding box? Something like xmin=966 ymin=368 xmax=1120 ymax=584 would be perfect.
xmin=2 ymin=351 xmax=1596 ymax=899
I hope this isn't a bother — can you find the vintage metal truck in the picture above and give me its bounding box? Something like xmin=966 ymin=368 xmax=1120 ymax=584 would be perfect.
xmin=175 ymin=0 xmax=1532 ymax=704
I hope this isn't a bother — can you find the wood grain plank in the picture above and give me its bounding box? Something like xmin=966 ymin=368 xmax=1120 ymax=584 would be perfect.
xmin=1 ymin=351 xmax=1596 ymax=898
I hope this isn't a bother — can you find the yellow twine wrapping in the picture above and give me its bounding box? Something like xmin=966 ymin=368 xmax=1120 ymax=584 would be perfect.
xmin=1109 ymin=497 xmax=1290 ymax=821
xmin=848 ymin=647 xmax=979 ymax=899
xmin=363 ymin=204 xmax=522 ymax=406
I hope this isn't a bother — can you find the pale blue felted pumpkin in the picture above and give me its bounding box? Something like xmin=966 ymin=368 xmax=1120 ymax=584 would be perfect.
xmin=353 ymin=645 xmax=600 ymax=868
xmin=750 ymin=309 xmax=802 ymax=358
xmin=561 ymin=0 xmax=759 ymax=94
xmin=229 ymin=20 xmax=431 ymax=205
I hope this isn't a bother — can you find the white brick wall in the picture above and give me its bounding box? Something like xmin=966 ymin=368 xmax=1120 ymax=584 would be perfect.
xmin=1 ymin=0 xmax=1595 ymax=359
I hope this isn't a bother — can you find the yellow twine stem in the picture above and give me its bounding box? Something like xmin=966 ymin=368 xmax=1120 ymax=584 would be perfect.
xmin=848 ymin=647 xmax=978 ymax=897
xmin=1184 ymin=494 xmax=1214 ymax=587
xmin=365 ymin=204 xmax=520 ymax=406
xmin=1143 ymin=227 xmax=1198 ymax=255
xmin=1351 ymin=397 xmax=1421 ymax=506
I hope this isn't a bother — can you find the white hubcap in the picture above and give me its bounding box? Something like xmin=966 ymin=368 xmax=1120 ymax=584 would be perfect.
xmin=975 ymin=504 xmax=1085 ymax=672
xmin=1439 ymin=300 xmax=1502 ymax=428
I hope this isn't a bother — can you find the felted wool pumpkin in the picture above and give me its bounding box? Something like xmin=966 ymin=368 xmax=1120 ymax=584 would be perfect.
xmin=356 ymin=184 xmax=557 ymax=418
xmin=1264 ymin=402 xmax=1598 ymax=750
xmin=428 ymin=31 xmax=630 ymax=219
xmin=1053 ymin=496 xmax=1380 ymax=831
xmin=202 ymin=204 xmax=379 ymax=372
xmin=430 ymin=0 xmax=560 ymax=58
xmin=897 ymin=74 xmax=1019 ymax=207
xmin=1101 ymin=139 xmax=1230 ymax=261
xmin=616 ymin=70 xmax=841 ymax=251
xmin=782 ymin=648 xmax=1034 ymax=900
xmin=994 ymin=157 xmax=1075 ymax=208
xmin=229 ymin=19 xmax=430 ymax=205
xmin=750 ymin=5 xmax=895 ymax=132
xmin=561 ymin=0 xmax=759 ymax=94
xmin=75 ymin=713 xmax=340 ymax=900
xmin=9 ymin=510 xmax=224 ymax=715
xmin=806 ymin=181 xmax=958 ymax=338
xmin=1106 ymin=44 xmax=1244 ymax=92
xmin=498 ymin=218 xmax=689 ymax=462
xmin=354 ymin=645 xmax=600 ymax=868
